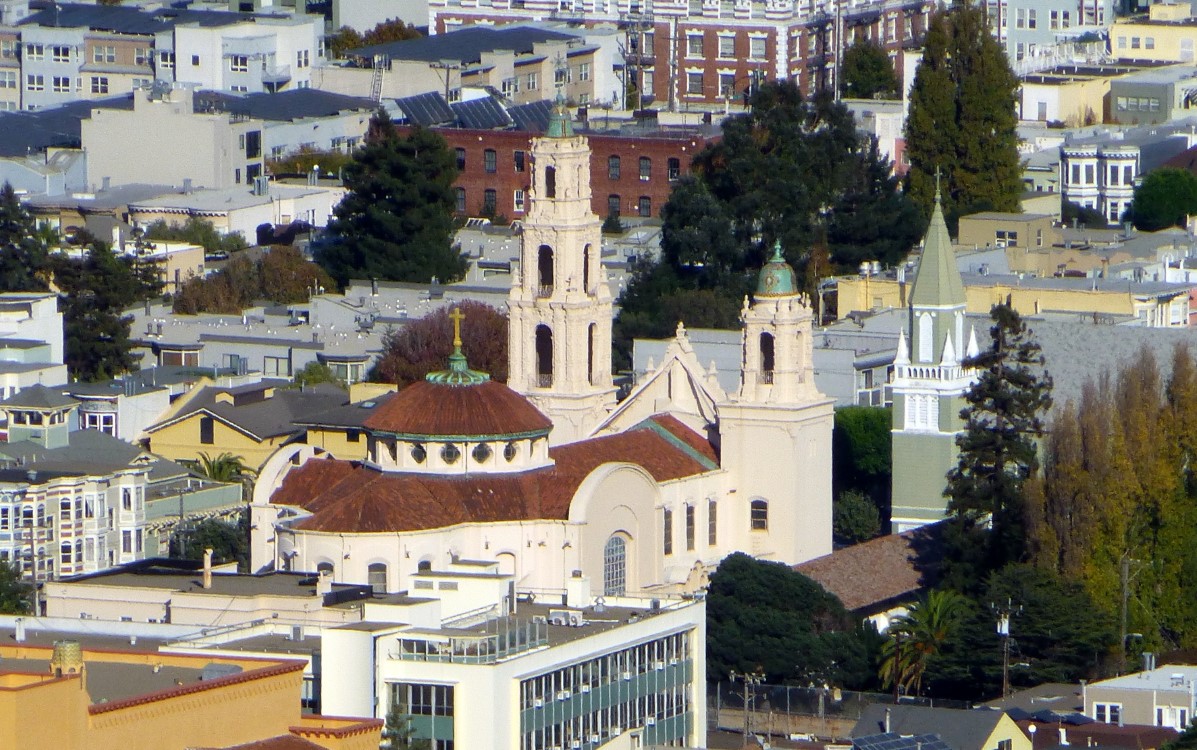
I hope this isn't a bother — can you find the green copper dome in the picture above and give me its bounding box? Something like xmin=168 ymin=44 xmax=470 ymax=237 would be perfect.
xmin=425 ymin=308 xmax=490 ymax=387
xmin=756 ymin=241 xmax=798 ymax=297
xmin=545 ymin=92 xmax=575 ymax=138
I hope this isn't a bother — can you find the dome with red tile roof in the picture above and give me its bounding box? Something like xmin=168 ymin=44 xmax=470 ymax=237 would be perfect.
xmin=363 ymin=379 xmax=552 ymax=440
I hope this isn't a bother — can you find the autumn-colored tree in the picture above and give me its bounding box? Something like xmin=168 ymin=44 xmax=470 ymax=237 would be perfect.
xmin=369 ymin=301 xmax=508 ymax=388
xmin=259 ymin=246 xmax=335 ymax=304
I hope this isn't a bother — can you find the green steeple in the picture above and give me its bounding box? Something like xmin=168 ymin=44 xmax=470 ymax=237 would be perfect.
xmin=545 ymin=92 xmax=574 ymax=138
xmin=426 ymin=308 xmax=490 ymax=386
xmin=755 ymin=240 xmax=798 ymax=297
xmin=909 ymin=186 xmax=965 ymax=307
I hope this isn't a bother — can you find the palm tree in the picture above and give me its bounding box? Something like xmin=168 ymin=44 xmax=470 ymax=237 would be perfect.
xmin=196 ymin=452 xmax=256 ymax=501
xmin=880 ymin=589 xmax=966 ymax=697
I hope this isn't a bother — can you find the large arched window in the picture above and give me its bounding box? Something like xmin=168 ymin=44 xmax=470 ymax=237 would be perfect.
xmin=536 ymin=325 xmax=553 ymax=387
xmin=750 ymin=499 xmax=769 ymax=530
xmin=537 ymin=244 xmax=554 ymax=295
xmin=368 ymin=563 xmax=387 ymax=594
xmin=603 ymin=535 xmax=627 ymax=596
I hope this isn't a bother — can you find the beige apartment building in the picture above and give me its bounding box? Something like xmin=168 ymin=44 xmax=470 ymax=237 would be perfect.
xmin=82 ymin=85 xmax=265 ymax=191
xmin=1112 ymin=3 xmax=1197 ymax=63
xmin=958 ymin=212 xmax=1058 ymax=251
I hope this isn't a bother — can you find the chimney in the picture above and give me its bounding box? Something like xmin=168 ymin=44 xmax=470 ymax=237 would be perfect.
xmin=202 ymin=547 xmax=213 ymax=589
xmin=316 ymin=570 xmax=333 ymax=596
xmin=1059 ymin=728 xmax=1068 ymax=746
xmin=884 ymin=708 xmax=891 ymax=734
xmin=101 ymin=176 xmax=110 ymax=191
xmin=14 ymin=617 xmax=26 ymax=643
xmin=182 ymin=178 xmax=193 ymax=193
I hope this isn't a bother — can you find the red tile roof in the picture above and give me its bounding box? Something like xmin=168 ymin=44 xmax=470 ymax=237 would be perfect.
xmin=202 ymin=737 xmax=327 ymax=750
xmin=794 ymin=522 xmax=944 ymax=612
xmin=363 ymin=380 xmax=552 ymax=438
xmin=272 ymin=417 xmax=718 ymax=533
xmin=647 ymin=414 xmax=719 ymax=464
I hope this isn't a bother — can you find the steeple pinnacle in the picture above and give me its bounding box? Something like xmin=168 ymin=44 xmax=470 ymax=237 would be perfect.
xmin=426 ymin=307 xmax=490 ymax=386
xmin=909 ymin=176 xmax=965 ymax=307
xmin=545 ymin=91 xmax=574 ymax=138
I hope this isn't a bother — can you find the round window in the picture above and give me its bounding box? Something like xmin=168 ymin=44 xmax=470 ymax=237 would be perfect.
xmin=410 ymin=444 xmax=426 ymax=463
xmin=472 ymin=443 xmax=492 ymax=463
xmin=504 ymin=442 xmax=518 ymax=462
xmin=441 ymin=443 xmax=461 ymax=465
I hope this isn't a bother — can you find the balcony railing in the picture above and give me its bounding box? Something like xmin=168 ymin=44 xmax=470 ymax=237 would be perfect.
xmin=537 ymin=374 xmax=553 ymax=387
xmin=536 ymin=284 xmax=554 ymax=298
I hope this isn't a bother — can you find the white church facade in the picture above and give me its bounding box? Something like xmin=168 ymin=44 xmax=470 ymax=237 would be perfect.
xmin=249 ymin=102 xmax=835 ymax=598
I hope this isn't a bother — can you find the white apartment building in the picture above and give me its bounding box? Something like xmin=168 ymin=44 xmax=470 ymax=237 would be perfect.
xmin=0 ymin=293 xmax=66 ymax=398
xmin=1060 ymin=143 xmax=1140 ymax=224
xmin=322 ymin=561 xmax=707 ymax=750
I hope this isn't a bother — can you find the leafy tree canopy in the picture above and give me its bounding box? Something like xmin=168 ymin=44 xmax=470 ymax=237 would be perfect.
xmin=293 ymin=361 xmax=345 ymax=390
xmin=706 ymin=552 xmax=880 ymax=688
xmin=928 ymin=565 xmax=1116 ymax=700
xmin=833 ymin=406 xmax=892 ymax=523
xmin=841 ymin=40 xmax=899 ymax=100
xmin=0 ymin=558 xmax=33 ymax=614
xmin=266 ymin=146 xmax=355 ymax=177
xmin=172 ymin=510 xmax=250 ymax=572
xmin=614 ymin=82 xmax=921 ymax=365
xmin=834 ymin=489 xmax=882 ymax=545
xmin=904 ymin=1 xmax=1023 ymax=230
xmin=173 ymin=247 xmax=333 ymax=314
xmin=326 ymin=19 xmax=422 ymax=59
xmin=317 ymin=113 xmax=465 ymax=288
xmin=1127 ymin=168 xmax=1197 ymax=231
xmin=145 ymin=217 xmax=248 ymax=256
xmin=370 ymin=300 xmax=508 ymax=387
xmin=1062 ymin=199 xmax=1109 ymax=230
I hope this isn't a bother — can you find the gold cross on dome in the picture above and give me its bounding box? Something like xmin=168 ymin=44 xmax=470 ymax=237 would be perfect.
xmin=449 ymin=307 xmax=465 ymax=348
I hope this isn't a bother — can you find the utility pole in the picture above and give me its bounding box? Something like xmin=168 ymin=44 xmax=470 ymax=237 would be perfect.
xmin=729 ymin=668 xmax=766 ymax=748
xmin=993 ymin=598 xmax=1022 ymax=699
xmin=431 ymin=59 xmax=461 ymax=103
xmin=1119 ymin=553 xmax=1129 ymax=674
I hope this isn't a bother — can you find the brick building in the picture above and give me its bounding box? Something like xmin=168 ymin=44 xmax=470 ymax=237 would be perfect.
xmin=427 ymin=0 xmax=933 ymax=106
xmin=405 ymin=124 xmax=716 ymax=220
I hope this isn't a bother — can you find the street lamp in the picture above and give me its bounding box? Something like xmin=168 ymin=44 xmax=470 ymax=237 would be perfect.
xmin=729 ymin=667 xmax=766 ymax=748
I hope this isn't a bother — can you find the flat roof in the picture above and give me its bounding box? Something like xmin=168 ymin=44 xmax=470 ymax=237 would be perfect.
xmin=1092 ymin=665 xmax=1197 ymax=691
xmin=3 ymin=655 xmax=207 ymax=704
xmin=350 ymin=25 xmax=577 ymax=63
xmin=62 ymin=566 xmax=366 ymax=599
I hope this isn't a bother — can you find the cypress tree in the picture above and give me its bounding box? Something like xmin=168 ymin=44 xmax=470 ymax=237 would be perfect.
xmin=943 ymin=303 xmax=1052 ymax=586
xmin=317 ymin=111 xmax=465 ymax=287
xmin=905 ymin=1 xmax=1023 ymax=230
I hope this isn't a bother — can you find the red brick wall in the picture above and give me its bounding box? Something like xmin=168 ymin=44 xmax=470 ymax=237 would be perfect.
xmin=399 ymin=125 xmax=716 ymax=221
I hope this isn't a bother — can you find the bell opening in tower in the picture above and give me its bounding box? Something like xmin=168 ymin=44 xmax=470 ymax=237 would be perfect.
xmin=537 ymin=245 xmax=554 ymax=297
xmin=544 ymin=165 xmax=556 ymax=199
xmin=759 ymin=332 xmax=775 ymax=384
xmin=536 ymin=325 xmax=554 ymax=388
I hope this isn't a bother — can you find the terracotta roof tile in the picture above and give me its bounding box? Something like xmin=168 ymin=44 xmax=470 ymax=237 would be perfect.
xmin=201 ymin=736 xmax=327 ymax=750
xmin=647 ymin=414 xmax=720 ymax=464
xmin=272 ymin=421 xmax=717 ymax=533
xmin=363 ymin=380 xmax=553 ymax=438
xmin=794 ymin=522 xmax=945 ymax=612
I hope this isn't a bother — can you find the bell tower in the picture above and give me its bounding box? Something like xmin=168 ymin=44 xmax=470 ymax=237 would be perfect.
xmin=717 ymin=242 xmax=834 ymax=565
xmin=507 ymin=98 xmax=616 ymax=445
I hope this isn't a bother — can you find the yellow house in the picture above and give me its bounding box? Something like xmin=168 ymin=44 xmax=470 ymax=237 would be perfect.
xmin=958 ymin=213 xmax=1059 ymax=252
xmin=144 ymin=380 xmax=348 ymax=470
xmin=0 ymin=640 xmax=380 ymax=750
xmin=1111 ymin=4 xmax=1197 ymax=63
xmin=1020 ymin=71 xmax=1111 ymax=125
xmin=853 ymin=704 xmax=1032 ymax=750
xmin=295 ymin=382 xmax=399 ymax=461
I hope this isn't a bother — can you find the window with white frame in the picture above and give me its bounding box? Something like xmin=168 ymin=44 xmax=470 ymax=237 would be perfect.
xmin=297 ymin=49 xmax=310 ymax=68
xmin=90 ymin=76 xmax=109 ymax=94
xmin=25 ymin=43 xmax=43 ymax=60
xmin=1094 ymin=703 xmax=1121 ymax=724
xmin=526 ymin=71 xmax=538 ymax=90
xmin=718 ymin=34 xmax=735 ymax=58
xmin=687 ymin=33 xmax=704 ymax=57
xmin=686 ymin=71 xmax=704 ymax=95
xmin=749 ymin=36 xmax=766 ymax=60
xmin=578 ymin=62 xmax=590 ymax=81
xmin=52 ymin=45 xmax=70 ymax=62
xmin=160 ymin=51 xmax=175 ymax=68
xmin=135 ymin=48 xmax=150 ymax=65
xmin=83 ymin=411 xmax=116 ymax=436
xmin=93 ymin=45 xmax=116 ymax=64
xmin=230 ymin=55 xmax=249 ymax=72
xmin=0 ymin=71 xmax=14 ymax=89
xmin=514 ymin=189 xmax=526 ymax=213
xmin=52 ymin=76 xmax=70 ymax=93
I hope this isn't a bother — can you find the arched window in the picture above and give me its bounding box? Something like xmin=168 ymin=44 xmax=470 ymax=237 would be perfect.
xmin=587 ymin=323 xmax=596 ymax=386
xmin=918 ymin=313 xmax=933 ymax=363
xmin=316 ymin=561 xmax=334 ymax=576
xmin=603 ymin=535 xmax=626 ymax=596
xmin=544 ymin=165 xmax=556 ymax=199
xmin=537 ymin=244 xmax=554 ymax=295
xmin=417 ymin=559 xmax=432 ymax=572
xmin=759 ymin=332 xmax=775 ymax=384
xmin=750 ymin=499 xmax=769 ymax=530
xmin=535 ymin=325 xmax=553 ymax=387
xmin=367 ymin=563 xmax=387 ymax=594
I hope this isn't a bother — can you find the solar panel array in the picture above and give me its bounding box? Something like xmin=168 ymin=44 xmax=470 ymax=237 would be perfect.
xmin=509 ymin=100 xmax=554 ymax=132
xmin=854 ymin=732 xmax=955 ymax=750
xmin=395 ymin=92 xmax=456 ymax=127
xmin=452 ymin=97 xmax=513 ymax=130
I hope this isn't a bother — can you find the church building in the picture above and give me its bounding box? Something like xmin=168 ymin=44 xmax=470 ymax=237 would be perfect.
xmin=250 ymin=101 xmax=835 ymax=597
xmin=889 ymin=189 xmax=979 ymax=532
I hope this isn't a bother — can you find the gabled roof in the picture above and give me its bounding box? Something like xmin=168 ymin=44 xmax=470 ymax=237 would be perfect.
xmin=145 ymin=382 xmax=347 ymax=442
xmin=855 ymin=732 xmax=954 ymax=750
xmin=910 ymin=194 xmax=966 ymax=308
xmin=270 ymin=415 xmax=718 ymax=533
xmin=794 ymin=522 xmax=944 ymax=612
xmin=853 ymin=705 xmax=1009 ymax=750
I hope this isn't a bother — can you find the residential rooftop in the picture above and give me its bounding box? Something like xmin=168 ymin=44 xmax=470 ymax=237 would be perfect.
xmin=20 ymin=2 xmax=297 ymax=33
xmin=1089 ymin=664 xmax=1197 ymax=691
xmin=348 ymin=25 xmax=578 ymax=63
xmin=63 ymin=561 xmax=373 ymax=600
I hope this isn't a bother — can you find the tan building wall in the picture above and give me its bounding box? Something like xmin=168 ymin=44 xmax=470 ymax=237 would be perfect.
xmin=304 ymin=425 xmax=369 ymax=460
xmin=1112 ymin=6 xmax=1197 ymax=63
xmin=0 ymin=644 xmax=376 ymax=750
xmin=838 ymin=274 xmax=1186 ymax=322
xmin=1021 ymin=76 xmax=1109 ymax=125
xmin=958 ymin=213 xmax=1058 ymax=250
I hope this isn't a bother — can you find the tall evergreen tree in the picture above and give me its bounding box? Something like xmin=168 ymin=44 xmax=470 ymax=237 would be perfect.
xmin=317 ymin=111 xmax=465 ymax=287
xmin=904 ymin=2 xmax=1023 ymax=229
xmin=943 ymin=303 xmax=1052 ymax=586
xmin=841 ymin=39 xmax=899 ymax=100
xmin=0 ymin=182 xmax=50 ymax=293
